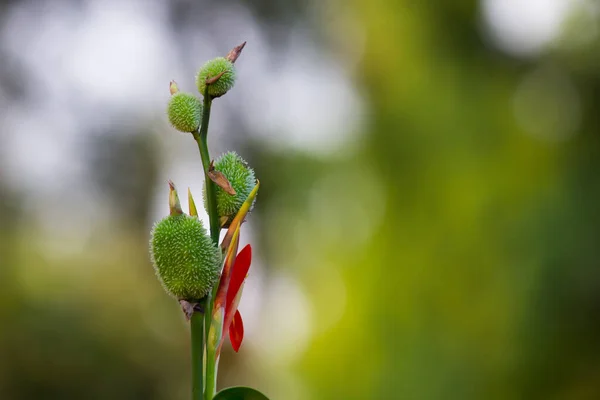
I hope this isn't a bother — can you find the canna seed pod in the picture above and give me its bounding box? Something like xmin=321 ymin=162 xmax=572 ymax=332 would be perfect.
xmin=167 ymin=92 xmax=203 ymax=133
xmin=150 ymin=183 xmax=221 ymax=300
xmin=204 ymin=152 xmax=256 ymax=228
xmin=196 ymin=57 xmax=236 ymax=98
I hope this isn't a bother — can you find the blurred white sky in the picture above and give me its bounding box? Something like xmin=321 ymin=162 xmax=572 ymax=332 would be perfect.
xmin=480 ymin=0 xmax=596 ymax=56
xmin=0 ymin=0 xmax=590 ymax=209
xmin=0 ymin=0 xmax=364 ymax=200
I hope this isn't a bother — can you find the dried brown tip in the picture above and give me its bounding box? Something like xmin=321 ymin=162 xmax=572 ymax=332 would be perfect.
xmin=205 ymin=70 xmax=227 ymax=85
xmin=168 ymin=180 xmax=183 ymax=216
xmin=169 ymin=80 xmax=179 ymax=95
xmin=208 ymin=160 xmax=236 ymax=195
xmin=179 ymin=300 xmax=195 ymax=321
xmin=225 ymin=41 xmax=246 ymax=64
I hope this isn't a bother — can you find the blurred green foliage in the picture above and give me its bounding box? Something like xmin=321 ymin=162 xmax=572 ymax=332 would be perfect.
xmin=252 ymin=1 xmax=600 ymax=399
xmin=2 ymin=0 xmax=600 ymax=399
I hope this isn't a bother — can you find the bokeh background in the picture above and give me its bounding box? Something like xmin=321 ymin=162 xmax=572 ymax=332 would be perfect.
xmin=1 ymin=0 xmax=600 ymax=399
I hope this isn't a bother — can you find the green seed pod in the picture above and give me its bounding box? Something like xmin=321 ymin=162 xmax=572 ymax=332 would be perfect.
xmin=204 ymin=152 xmax=256 ymax=228
xmin=167 ymin=92 xmax=203 ymax=133
xmin=196 ymin=57 xmax=236 ymax=98
xmin=150 ymin=213 xmax=221 ymax=300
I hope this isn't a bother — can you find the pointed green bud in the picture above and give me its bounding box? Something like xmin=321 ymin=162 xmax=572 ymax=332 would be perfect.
xmin=169 ymin=80 xmax=179 ymax=95
xmin=167 ymin=92 xmax=203 ymax=133
xmin=150 ymin=212 xmax=221 ymax=301
xmin=196 ymin=57 xmax=236 ymax=98
xmin=204 ymin=152 xmax=256 ymax=228
xmin=221 ymin=181 xmax=260 ymax=251
xmin=188 ymin=188 xmax=198 ymax=217
xmin=169 ymin=180 xmax=183 ymax=216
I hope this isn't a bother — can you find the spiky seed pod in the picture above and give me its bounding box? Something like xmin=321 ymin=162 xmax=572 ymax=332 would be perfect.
xmin=196 ymin=57 xmax=236 ymax=98
xmin=204 ymin=152 xmax=256 ymax=228
xmin=167 ymin=92 xmax=203 ymax=133
xmin=150 ymin=214 xmax=221 ymax=300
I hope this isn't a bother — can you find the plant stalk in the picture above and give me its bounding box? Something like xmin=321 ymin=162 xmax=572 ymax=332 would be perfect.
xmin=191 ymin=311 xmax=205 ymax=400
xmin=193 ymin=88 xmax=221 ymax=400
xmin=204 ymin=331 xmax=219 ymax=399
xmin=194 ymin=95 xmax=220 ymax=245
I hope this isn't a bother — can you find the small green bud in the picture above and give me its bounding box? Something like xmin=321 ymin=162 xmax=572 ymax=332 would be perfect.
xmin=204 ymin=152 xmax=256 ymax=227
xmin=169 ymin=80 xmax=179 ymax=95
xmin=150 ymin=213 xmax=221 ymax=301
xmin=169 ymin=180 xmax=183 ymax=216
xmin=167 ymin=92 xmax=203 ymax=133
xmin=196 ymin=57 xmax=236 ymax=98
xmin=188 ymin=188 xmax=199 ymax=217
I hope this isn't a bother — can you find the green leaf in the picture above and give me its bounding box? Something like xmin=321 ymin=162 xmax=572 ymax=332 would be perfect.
xmin=213 ymin=386 xmax=269 ymax=400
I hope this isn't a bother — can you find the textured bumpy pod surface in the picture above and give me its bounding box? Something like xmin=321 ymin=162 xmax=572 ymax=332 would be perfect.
xmin=150 ymin=214 xmax=221 ymax=300
xmin=196 ymin=57 xmax=236 ymax=98
xmin=204 ymin=152 xmax=256 ymax=228
xmin=167 ymin=92 xmax=203 ymax=133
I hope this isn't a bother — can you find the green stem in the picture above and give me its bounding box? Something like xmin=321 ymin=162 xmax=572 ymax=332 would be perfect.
xmin=193 ymin=89 xmax=221 ymax=400
xmin=194 ymin=95 xmax=220 ymax=244
xmin=204 ymin=339 xmax=218 ymax=399
xmin=203 ymin=292 xmax=214 ymax=397
xmin=191 ymin=311 xmax=205 ymax=400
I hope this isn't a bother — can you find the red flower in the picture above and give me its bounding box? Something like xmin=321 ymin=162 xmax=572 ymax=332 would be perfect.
xmin=213 ymin=233 xmax=252 ymax=354
xmin=223 ymin=244 xmax=251 ymax=352
xmin=211 ymin=181 xmax=259 ymax=355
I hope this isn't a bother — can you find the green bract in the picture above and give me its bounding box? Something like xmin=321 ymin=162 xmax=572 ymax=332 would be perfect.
xmin=167 ymin=92 xmax=203 ymax=133
xmin=204 ymin=152 xmax=256 ymax=227
xmin=196 ymin=57 xmax=236 ymax=98
xmin=150 ymin=214 xmax=221 ymax=300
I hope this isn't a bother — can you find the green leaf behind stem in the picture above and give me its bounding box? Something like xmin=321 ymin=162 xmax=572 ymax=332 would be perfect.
xmin=213 ymin=386 xmax=269 ymax=400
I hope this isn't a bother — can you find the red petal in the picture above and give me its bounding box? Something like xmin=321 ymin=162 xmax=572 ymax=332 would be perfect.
xmin=226 ymin=245 xmax=252 ymax=312
xmin=214 ymin=228 xmax=241 ymax=313
xmin=229 ymin=310 xmax=244 ymax=352
xmin=220 ymin=244 xmax=252 ymax=351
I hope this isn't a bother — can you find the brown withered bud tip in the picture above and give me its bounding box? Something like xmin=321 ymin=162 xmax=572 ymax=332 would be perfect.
xmin=205 ymin=70 xmax=227 ymax=85
xmin=208 ymin=159 xmax=237 ymax=195
xmin=179 ymin=300 xmax=195 ymax=321
xmin=225 ymin=41 xmax=246 ymax=64
xmin=169 ymin=80 xmax=179 ymax=95
xmin=168 ymin=179 xmax=176 ymax=190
